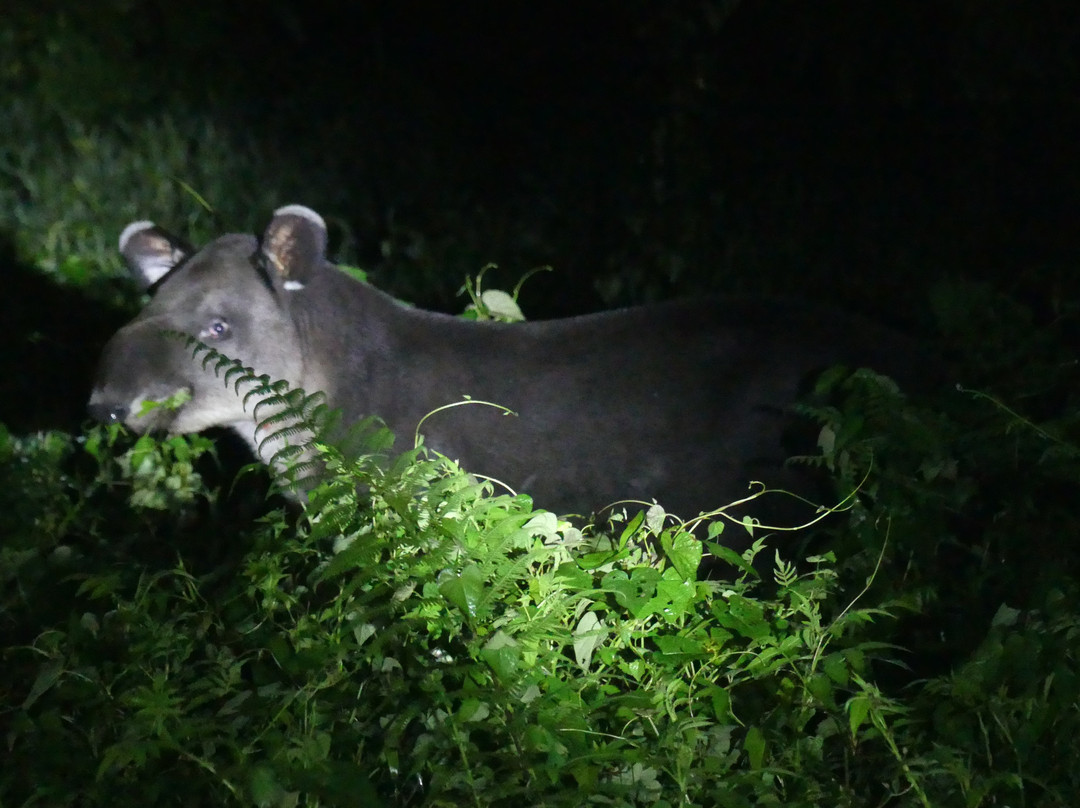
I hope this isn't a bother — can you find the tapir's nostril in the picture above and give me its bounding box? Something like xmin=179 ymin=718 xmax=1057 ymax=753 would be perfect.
xmin=87 ymin=401 xmax=129 ymax=424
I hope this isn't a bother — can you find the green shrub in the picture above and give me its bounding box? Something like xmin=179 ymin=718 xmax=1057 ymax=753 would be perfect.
xmin=0 ymin=385 xmax=944 ymax=807
xmin=8 ymin=293 xmax=1080 ymax=805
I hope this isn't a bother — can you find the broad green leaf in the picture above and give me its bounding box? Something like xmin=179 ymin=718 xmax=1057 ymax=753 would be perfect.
xmin=713 ymin=594 xmax=769 ymax=639
xmin=817 ymin=423 xmax=836 ymax=454
xmin=438 ymin=564 xmax=486 ymax=618
xmin=645 ymin=503 xmax=666 ymax=533
xmin=806 ymin=673 xmax=835 ymax=705
xmin=660 ymin=530 xmax=702 ymax=580
xmin=555 ymin=562 xmax=592 ymax=590
xmin=523 ymin=510 xmax=560 ymax=539
xmin=848 ymin=695 xmax=871 ymax=736
xmin=601 ymin=567 xmax=661 ymax=617
xmin=481 ymin=631 xmax=521 ymax=680
xmin=654 ymin=634 xmax=706 ymax=660
xmin=707 ymin=685 xmax=733 ymax=721
xmin=321 ymin=533 xmax=382 ymax=580
xmin=459 ymin=699 xmax=491 ymax=722
xmin=706 ymin=543 xmax=757 ymax=577
xmin=480 ymin=289 xmax=525 ymax=321
xmin=744 ymin=726 xmax=766 ymax=769
xmin=248 ymin=764 xmax=285 ymax=808
xmin=823 ymin=652 xmax=849 ymax=685
xmin=643 ymin=576 xmax=697 ymax=621
xmin=992 ymin=603 xmax=1021 ymax=628
xmin=573 ymin=610 xmax=606 ymax=670
xmin=618 ymin=509 xmax=646 ymax=547
xmin=843 ymin=647 xmax=867 ymax=673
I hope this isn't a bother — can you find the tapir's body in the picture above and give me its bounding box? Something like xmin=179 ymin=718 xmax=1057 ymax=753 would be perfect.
xmin=89 ymin=206 xmax=926 ymax=520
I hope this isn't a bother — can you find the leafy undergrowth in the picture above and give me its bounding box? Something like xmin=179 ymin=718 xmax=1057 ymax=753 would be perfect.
xmin=3 ymin=338 xmax=1080 ymax=808
xmin=0 ymin=95 xmax=349 ymax=312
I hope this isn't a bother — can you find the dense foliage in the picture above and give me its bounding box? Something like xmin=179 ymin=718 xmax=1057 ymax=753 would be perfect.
xmin=3 ymin=309 xmax=1080 ymax=806
xmin=4 ymin=5 xmax=1080 ymax=805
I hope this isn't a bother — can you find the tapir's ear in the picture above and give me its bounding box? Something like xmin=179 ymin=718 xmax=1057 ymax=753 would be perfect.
xmin=261 ymin=205 xmax=328 ymax=291
xmin=119 ymin=221 xmax=192 ymax=290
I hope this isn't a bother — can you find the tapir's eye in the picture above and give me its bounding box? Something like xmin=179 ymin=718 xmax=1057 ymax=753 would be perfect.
xmin=200 ymin=318 xmax=231 ymax=340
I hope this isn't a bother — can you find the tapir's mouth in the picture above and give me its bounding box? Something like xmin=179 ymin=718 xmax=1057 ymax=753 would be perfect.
xmin=87 ymin=386 xmax=192 ymax=433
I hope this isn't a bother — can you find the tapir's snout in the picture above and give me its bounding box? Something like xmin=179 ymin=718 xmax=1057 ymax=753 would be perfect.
xmin=87 ymin=398 xmax=129 ymax=424
xmin=86 ymin=381 xmax=198 ymax=434
xmin=86 ymin=326 xmax=147 ymax=428
xmin=86 ymin=317 xmax=192 ymax=432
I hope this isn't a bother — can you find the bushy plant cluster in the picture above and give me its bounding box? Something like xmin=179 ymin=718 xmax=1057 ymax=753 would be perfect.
xmin=0 ymin=427 xmax=886 ymax=807
xmin=4 ymin=330 xmax=1080 ymax=807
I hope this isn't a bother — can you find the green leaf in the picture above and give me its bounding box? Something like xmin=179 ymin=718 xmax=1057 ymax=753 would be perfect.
xmin=806 ymin=673 xmax=835 ymax=706
xmin=642 ymin=576 xmax=697 ymax=622
xmin=480 ymin=289 xmax=525 ymax=322
xmin=706 ymin=543 xmax=757 ymax=577
xmin=481 ymin=631 xmax=521 ymax=680
xmin=459 ymin=699 xmax=491 ymax=722
xmin=817 ymin=423 xmax=836 ymax=455
xmin=573 ymin=610 xmax=606 ymax=670
xmin=438 ymin=564 xmax=486 ymax=618
xmin=0 ymin=419 xmax=13 ymax=464
xmin=823 ymin=652 xmax=849 ymax=685
xmin=713 ymin=594 xmax=769 ymax=639
xmin=848 ymin=695 xmax=871 ymax=736
xmin=555 ymin=562 xmax=593 ymax=591
xmin=336 ymin=264 xmax=369 ymax=283
xmin=660 ymin=530 xmax=702 ymax=580
xmin=321 ymin=532 xmax=386 ymax=580
xmin=618 ymin=509 xmax=646 ymax=546
xmin=601 ymin=567 xmax=661 ymax=618
xmin=618 ymin=658 xmax=646 ymax=681
xmin=744 ymin=726 xmax=766 ymax=769
xmin=249 ymin=763 xmax=286 ymax=808
xmin=706 ymin=685 xmax=732 ymax=721
xmin=645 ymin=503 xmax=667 ymax=533
xmin=843 ymin=647 xmax=867 ymax=674
xmin=654 ymin=634 xmax=706 ymax=660
xmin=23 ymin=660 xmax=63 ymax=709
xmin=992 ymin=603 xmax=1021 ymax=628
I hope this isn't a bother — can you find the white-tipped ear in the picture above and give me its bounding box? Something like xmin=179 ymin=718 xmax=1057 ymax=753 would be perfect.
xmin=118 ymin=221 xmax=192 ymax=290
xmin=119 ymin=221 xmax=156 ymax=252
xmin=262 ymin=205 xmax=329 ymax=291
xmin=273 ymin=205 xmax=326 ymax=231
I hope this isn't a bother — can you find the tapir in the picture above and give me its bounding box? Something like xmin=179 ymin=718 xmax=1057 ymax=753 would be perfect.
xmin=89 ymin=205 xmax=925 ymax=522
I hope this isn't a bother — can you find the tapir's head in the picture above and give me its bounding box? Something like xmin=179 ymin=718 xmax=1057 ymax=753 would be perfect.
xmin=88 ymin=205 xmax=329 ymax=443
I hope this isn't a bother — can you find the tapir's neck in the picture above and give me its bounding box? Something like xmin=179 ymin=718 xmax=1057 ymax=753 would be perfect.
xmin=287 ymin=269 xmax=428 ymax=427
xmin=285 ymin=267 xmax=532 ymax=443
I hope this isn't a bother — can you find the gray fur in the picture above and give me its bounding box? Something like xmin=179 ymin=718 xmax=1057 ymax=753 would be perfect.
xmin=89 ymin=205 xmax=927 ymax=522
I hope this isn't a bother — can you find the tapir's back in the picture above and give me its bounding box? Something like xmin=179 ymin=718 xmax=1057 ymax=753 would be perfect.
xmin=90 ymin=205 xmax=937 ymax=528
xmin=334 ymin=291 xmax=931 ymax=521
